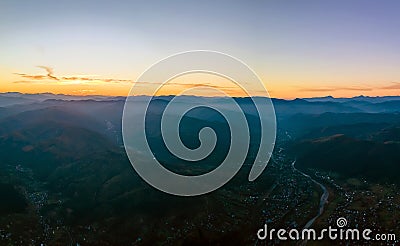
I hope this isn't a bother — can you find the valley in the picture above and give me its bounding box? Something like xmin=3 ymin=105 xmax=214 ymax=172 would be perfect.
xmin=0 ymin=93 xmax=399 ymax=245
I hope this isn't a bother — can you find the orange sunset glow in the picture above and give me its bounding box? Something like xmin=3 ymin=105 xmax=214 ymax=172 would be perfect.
xmin=1 ymin=65 xmax=399 ymax=99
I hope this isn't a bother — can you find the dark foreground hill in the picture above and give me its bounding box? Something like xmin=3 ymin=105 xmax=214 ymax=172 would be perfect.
xmin=291 ymin=128 xmax=400 ymax=184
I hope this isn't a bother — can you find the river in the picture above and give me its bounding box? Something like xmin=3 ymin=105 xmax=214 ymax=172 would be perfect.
xmin=291 ymin=160 xmax=329 ymax=229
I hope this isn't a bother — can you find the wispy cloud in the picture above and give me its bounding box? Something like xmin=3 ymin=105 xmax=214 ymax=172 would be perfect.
xmin=12 ymin=66 xmax=266 ymax=96
xmin=159 ymin=82 xmax=237 ymax=90
xmin=381 ymin=82 xmax=400 ymax=90
xmin=37 ymin=66 xmax=58 ymax=80
xmin=297 ymin=86 xmax=373 ymax=92
xmin=14 ymin=66 xmax=238 ymax=90
xmin=297 ymin=82 xmax=400 ymax=92
xmin=14 ymin=66 xmax=134 ymax=85
xmin=14 ymin=67 xmax=239 ymax=90
xmin=14 ymin=74 xmax=48 ymax=81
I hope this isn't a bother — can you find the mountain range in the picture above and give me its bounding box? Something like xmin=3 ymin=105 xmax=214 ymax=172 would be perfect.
xmin=0 ymin=92 xmax=398 ymax=244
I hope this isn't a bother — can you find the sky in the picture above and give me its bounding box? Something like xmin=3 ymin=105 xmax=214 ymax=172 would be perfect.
xmin=0 ymin=0 xmax=399 ymax=98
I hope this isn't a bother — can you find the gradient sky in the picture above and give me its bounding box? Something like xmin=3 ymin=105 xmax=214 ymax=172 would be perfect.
xmin=1 ymin=0 xmax=399 ymax=98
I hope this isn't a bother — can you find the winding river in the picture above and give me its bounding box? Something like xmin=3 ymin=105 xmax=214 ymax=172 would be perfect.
xmin=291 ymin=160 xmax=329 ymax=229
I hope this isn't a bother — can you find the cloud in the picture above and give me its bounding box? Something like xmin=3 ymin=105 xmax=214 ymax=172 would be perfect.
xmin=298 ymin=86 xmax=373 ymax=92
xmin=36 ymin=66 xmax=58 ymax=80
xmin=161 ymin=82 xmax=237 ymax=89
xmin=133 ymin=82 xmax=245 ymax=95
xmin=297 ymin=82 xmax=400 ymax=93
xmin=14 ymin=66 xmax=134 ymax=85
xmin=381 ymin=82 xmax=400 ymax=90
xmin=12 ymin=67 xmax=267 ymax=96
xmin=298 ymin=88 xmax=335 ymax=92
xmin=14 ymin=73 xmax=48 ymax=80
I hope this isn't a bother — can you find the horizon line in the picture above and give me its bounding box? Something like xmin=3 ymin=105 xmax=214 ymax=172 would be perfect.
xmin=1 ymin=91 xmax=399 ymax=100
